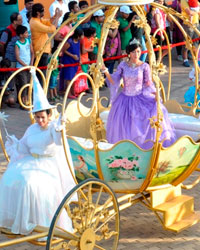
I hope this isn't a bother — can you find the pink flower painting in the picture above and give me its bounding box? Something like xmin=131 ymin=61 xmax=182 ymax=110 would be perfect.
xmin=106 ymin=154 xmax=140 ymax=181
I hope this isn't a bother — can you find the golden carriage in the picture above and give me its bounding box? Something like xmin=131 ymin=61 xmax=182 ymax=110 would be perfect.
xmin=1 ymin=0 xmax=200 ymax=249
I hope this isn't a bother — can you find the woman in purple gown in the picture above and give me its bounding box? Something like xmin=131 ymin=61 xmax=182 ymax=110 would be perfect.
xmin=103 ymin=41 xmax=176 ymax=149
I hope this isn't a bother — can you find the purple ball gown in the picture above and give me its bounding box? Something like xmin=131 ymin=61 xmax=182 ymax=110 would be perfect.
xmin=106 ymin=61 xmax=176 ymax=149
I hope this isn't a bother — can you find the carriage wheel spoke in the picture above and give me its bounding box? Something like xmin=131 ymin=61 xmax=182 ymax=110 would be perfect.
xmin=55 ymin=225 xmax=79 ymax=239
xmin=89 ymin=186 xmax=103 ymax=227
xmin=94 ymin=212 xmax=117 ymax=233
xmin=94 ymin=244 xmax=106 ymax=250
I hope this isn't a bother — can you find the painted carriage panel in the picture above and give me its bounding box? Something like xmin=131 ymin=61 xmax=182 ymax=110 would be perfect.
xmin=98 ymin=141 xmax=153 ymax=191
xmin=150 ymin=138 xmax=200 ymax=187
xmin=68 ymin=137 xmax=99 ymax=182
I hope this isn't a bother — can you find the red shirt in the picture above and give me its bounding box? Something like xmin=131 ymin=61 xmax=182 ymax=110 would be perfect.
xmin=7 ymin=24 xmax=16 ymax=37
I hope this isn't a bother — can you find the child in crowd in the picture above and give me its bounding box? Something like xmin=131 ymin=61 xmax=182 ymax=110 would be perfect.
xmin=81 ymin=27 xmax=96 ymax=74
xmin=188 ymin=0 xmax=199 ymax=23
xmin=81 ymin=27 xmax=96 ymax=93
xmin=78 ymin=1 xmax=91 ymax=30
xmin=104 ymin=24 xmax=121 ymax=74
xmin=0 ymin=58 xmax=16 ymax=108
xmin=48 ymin=56 xmax=61 ymax=104
xmin=68 ymin=1 xmax=80 ymax=14
xmin=117 ymin=5 xmax=134 ymax=54
xmin=60 ymin=28 xmax=83 ymax=99
xmin=15 ymin=25 xmax=34 ymax=107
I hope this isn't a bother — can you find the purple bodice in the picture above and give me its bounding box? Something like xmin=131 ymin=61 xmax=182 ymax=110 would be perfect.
xmin=106 ymin=61 xmax=156 ymax=103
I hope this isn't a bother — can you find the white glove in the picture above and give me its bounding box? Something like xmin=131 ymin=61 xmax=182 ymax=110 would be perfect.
xmin=6 ymin=135 xmax=18 ymax=145
xmin=55 ymin=114 xmax=67 ymax=132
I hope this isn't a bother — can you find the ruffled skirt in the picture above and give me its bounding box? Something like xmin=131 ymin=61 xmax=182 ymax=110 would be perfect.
xmin=106 ymin=93 xmax=176 ymax=149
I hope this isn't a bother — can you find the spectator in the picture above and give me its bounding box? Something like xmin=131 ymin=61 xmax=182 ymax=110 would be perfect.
xmin=78 ymin=1 xmax=91 ymax=30
xmin=79 ymin=0 xmax=89 ymax=10
xmin=20 ymin=0 xmax=34 ymax=36
xmin=151 ymin=0 xmax=168 ymax=60
xmin=171 ymin=0 xmax=184 ymax=62
xmin=0 ymin=12 xmax=22 ymax=64
xmin=104 ymin=26 xmax=121 ymax=74
xmin=53 ymin=12 xmax=73 ymax=52
xmin=81 ymin=27 xmax=96 ymax=74
xmin=188 ymin=0 xmax=199 ymax=23
xmin=53 ymin=12 xmax=73 ymax=92
xmin=128 ymin=12 xmax=147 ymax=62
xmin=15 ymin=25 xmax=34 ymax=107
xmin=90 ymin=9 xmax=105 ymax=60
xmin=49 ymin=0 xmax=69 ymax=27
xmin=30 ymin=3 xmax=62 ymax=84
xmin=48 ymin=56 xmax=61 ymax=103
xmin=68 ymin=1 xmax=80 ymax=14
xmin=117 ymin=6 xmax=134 ymax=54
xmin=60 ymin=28 xmax=83 ymax=98
xmin=181 ymin=0 xmax=199 ymax=67
xmin=0 ymin=59 xmax=15 ymax=108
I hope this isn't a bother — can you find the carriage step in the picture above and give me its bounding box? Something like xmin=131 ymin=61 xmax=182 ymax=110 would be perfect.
xmin=150 ymin=185 xmax=182 ymax=208
xmin=153 ymin=195 xmax=194 ymax=227
xmin=166 ymin=211 xmax=200 ymax=232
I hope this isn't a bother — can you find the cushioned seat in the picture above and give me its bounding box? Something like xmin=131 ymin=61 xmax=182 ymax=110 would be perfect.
xmin=168 ymin=113 xmax=200 ymax=141
xmin=100 ymin=111 xmax=200 ymax=141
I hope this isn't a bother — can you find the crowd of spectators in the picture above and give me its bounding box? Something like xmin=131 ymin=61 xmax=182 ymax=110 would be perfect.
xmin=0 ymin=0 xmax=199 ymax=106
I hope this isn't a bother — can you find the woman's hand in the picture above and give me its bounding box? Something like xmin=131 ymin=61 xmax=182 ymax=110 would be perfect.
xmin=101 ymin=64 xmax=108 ymax=74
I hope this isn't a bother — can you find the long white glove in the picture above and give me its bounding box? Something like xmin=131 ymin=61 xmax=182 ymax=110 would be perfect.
xmin=6 ymin=134 xmax=18 ymax=146
xmin=55 ymin=114 xmax=67 ymax=132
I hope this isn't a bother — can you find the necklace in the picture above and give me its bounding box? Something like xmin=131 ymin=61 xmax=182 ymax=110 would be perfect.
xmin=128 ymin=61 xmax=137 ymax=68
xmin=131 ymin=63 xmax=136 ymax=68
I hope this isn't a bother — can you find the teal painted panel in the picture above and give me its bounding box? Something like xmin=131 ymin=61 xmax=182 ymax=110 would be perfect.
xmin=68 ymin=137 xmax=99 ymax=182
xmin=98 ymin=141 xmax=153 ymax=191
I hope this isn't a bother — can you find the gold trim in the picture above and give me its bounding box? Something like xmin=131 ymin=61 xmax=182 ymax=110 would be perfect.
xmin=67 ymin=136 xmax=95 ymax=150
xmin=97 ymin=138 xmax=154 ymax=152
xmin=98 ymin=0 xmax=153 ymax=5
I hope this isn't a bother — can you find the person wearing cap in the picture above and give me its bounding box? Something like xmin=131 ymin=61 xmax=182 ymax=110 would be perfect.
xmin=20 ymin=0 xmax=34 ymax=36
xmin=0 ymin=69 xmax=76 ymax=235
xmin=117 ymin=5 xmax=134 ymax=53
xmin=90 ymin=9 xmax=105 ymax=60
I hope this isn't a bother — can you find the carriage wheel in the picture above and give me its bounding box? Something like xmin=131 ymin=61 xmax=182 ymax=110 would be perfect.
xmin=46 ymin=179 xmax=119 ymax=250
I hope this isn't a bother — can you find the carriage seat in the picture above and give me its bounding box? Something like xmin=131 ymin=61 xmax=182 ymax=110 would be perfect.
xmin=100 ymin=111 xmax=200 ymax=142
xmin=168 ymin=113 xmax=200 ymax=141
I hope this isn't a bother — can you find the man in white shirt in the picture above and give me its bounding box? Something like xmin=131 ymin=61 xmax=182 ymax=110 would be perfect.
xmin=20 ymin=0 xmax=34 ymax=36
xmin=49 ymin=0 xmax=69 ymax=27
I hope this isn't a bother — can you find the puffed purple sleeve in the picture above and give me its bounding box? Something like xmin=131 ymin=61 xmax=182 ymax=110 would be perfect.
xmin=142 ymin=63 xmax=156 ymax=98
xmin=106 ymin=61 xmax=124 ymax=103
